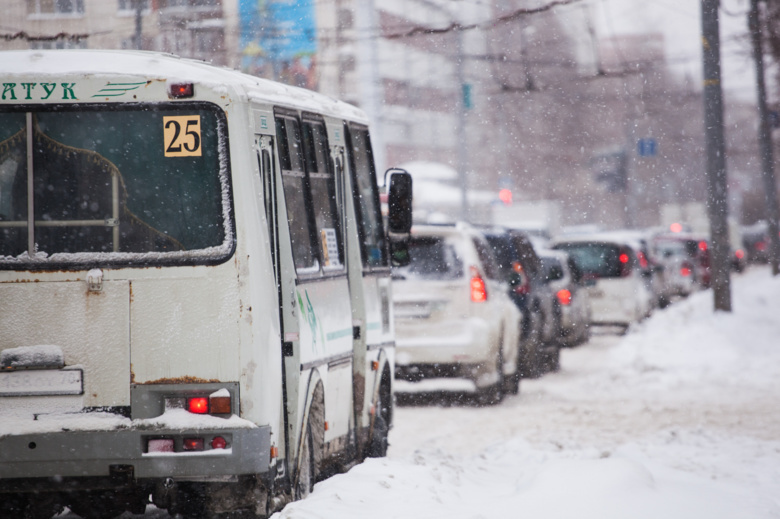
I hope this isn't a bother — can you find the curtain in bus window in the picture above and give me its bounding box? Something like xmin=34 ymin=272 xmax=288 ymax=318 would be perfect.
xmin=348 ymin=127 xmax=386 ymax=268
xmin=302 ymin=120 xmax=341 ymax=268
xmin=276 ymin=116 xmax=317 ymax=271
xmin=0 ymin=108 xmax=226 ymax=259
xmin=0 ymin=114 xmax=28 ymax=257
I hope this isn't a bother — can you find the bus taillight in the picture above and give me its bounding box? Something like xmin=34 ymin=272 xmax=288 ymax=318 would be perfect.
xmin=169 ymin=82 xmax=194 ymax=98
xmin=188 ymin=397 xmax=209 ymax=414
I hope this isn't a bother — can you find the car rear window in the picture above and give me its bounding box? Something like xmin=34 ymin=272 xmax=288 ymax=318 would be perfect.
xmin=554 ymin=242 xmax=623 ymax=278
xmin=394 ymin=236 xmax=463 ymax=281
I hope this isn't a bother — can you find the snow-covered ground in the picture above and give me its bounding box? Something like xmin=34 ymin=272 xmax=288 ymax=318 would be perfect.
xmin=274 ymin=266 xmax=780 ymax=519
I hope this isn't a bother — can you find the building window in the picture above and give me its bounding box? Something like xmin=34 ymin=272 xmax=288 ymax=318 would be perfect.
xmin=27 ymin=0 xmax=84 ymax=16
xmin=118 ymin=0 xmax=149 ymax=14
xmin=30 ymin=39 xmax=87 ymax=50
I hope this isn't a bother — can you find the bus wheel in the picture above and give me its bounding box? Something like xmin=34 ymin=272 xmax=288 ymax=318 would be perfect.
xmin=368 ymin=375 xmax=391 ymax=458
xmin=294 ymin=421 xmax=314 ymax=500
xmin=295 ymin=382 xmax=324 ymax=500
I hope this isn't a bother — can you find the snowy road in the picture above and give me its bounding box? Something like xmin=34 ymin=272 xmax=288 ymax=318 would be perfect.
xmin=68 ymin=267 xmax=780 ymax=519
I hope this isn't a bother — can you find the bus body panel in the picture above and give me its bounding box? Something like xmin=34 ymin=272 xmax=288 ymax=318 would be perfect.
xmin=0 ymin=279 xmax=130 ymax=408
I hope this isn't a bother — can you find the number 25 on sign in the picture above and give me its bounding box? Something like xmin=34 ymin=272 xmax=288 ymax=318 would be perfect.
xmin=163 ymin=115 xmax=202 ymax=157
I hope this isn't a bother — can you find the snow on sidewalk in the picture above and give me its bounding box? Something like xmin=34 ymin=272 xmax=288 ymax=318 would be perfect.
xmin=274 ymin=266 xmax=780 ymax=519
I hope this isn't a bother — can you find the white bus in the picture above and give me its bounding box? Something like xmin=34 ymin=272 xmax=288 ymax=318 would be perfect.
xmin=0 ymin=49 xmax=412 ymax=519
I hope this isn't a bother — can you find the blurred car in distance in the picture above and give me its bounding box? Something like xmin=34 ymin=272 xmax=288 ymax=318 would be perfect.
xmin=392 ymin=223 xmax=524 ymax=403
xmin=551 ymin=232 xmax=653 ymax=332
xmin=481 ymin=226 xmax=558 ymax=377
xmin=538 ymin=249 xmax=591 ymax=347
xmin=650 ymin=234 xmax=696 ymax=297
xmin=653 ymin=233 xmax=711 ymax=289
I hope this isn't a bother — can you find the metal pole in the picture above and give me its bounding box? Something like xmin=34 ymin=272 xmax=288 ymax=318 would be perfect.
xmin=133 ymin=0 xmax=143 ymax=50
xmin=701 ymin=0 xmax=732 ymax=311
xmin=456 ymin=29 xmax=469 ymax=222
xmin=749 ymin=0 xmax=780 ymax=275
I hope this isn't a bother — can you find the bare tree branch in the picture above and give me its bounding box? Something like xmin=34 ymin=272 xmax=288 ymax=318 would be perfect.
xmin=385 ymin=0 xmax=582 ymax=39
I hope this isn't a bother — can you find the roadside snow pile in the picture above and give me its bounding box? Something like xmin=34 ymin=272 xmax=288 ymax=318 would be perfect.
xmin=274 ymin=267 xmax=780 ymax=519
xmin=608 ymin=267 xmax=780 ymax=393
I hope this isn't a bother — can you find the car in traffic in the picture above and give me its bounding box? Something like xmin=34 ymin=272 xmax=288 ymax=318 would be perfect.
xmin=392 ymin=223 xmax=524 ymax=403
xmin=538 ymin=249 xmax=591 ymax=347
xmin=481 ymin=226 xmax=558 ymax=377
xmin=551 ymin=232 xmax=653 ymax=332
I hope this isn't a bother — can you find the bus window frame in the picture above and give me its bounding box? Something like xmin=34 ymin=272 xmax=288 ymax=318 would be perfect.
xmin=344 ymin=122 xmax=389 ymax=274
xmin=0 ymin=101 xmax=236 ymax=271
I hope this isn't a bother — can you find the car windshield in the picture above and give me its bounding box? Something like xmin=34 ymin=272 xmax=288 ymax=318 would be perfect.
xmin=554 ymin=242 xmax=622 ymax=278
xmin=0 ymin=104 xmax=231 ymax=267
xmin=394 ymin=236 xmax=463 ymax=281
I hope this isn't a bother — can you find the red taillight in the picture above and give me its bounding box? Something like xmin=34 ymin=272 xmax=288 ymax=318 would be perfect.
xmin=698 ymin=241 xmax=708 ymax=251
xmin=183 ymin=438 xmax=204 ymax=451
xmin=168 ymin=82 xmax=194 ymax=98
xmin=470 ymin=266 xmax=488 ymax=303
xmin=757 ymin=241 xmax=767 ymax=251
xmin=188 ymin=397 xmax=209 ymax=414
xmin=680 ymin=265 xmax=692 ymax=277
xmin=212 ymin=436 xmax=228 ymax=450
xmin=618 ymin=249 xmax=632 ymax=277
xmin=556 ymin=289 xmax=572 ymax=306
xmin=735 ymin=249 xmax=745 ymax=260
xmin=637 ymin=251 xmax=649 ymax=269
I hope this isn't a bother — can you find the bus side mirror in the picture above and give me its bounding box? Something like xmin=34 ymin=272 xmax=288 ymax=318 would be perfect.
xmin=385 ymin=168 xmax=413 ymax=267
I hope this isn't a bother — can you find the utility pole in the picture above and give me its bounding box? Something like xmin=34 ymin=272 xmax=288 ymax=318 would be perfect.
xmin=700 ymin=0 xmax=732 ymax=311
xmin=749 ymin=0 xmax=780 ymax=276
xmin=456 ymin=28 xmax=470 ymax=222
xmin=133 ymin=0 xmax=143 ymax=50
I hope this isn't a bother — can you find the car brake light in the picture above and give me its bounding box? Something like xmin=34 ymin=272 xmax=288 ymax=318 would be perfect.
xmin=735 ymin=249 xmax=745 ymax=260
xmin=639 ymin=252 xmax=650 ymax=269
xmin=470 ymin=266 xmax=488 ymax=303
xmin=512 ymin=261 xmax=530 ymax=295
xmin=698 ymin=241 xmax=708 ymax=251
xmin=556 ymin=289 xmax=572 ymax=306
xmin=212 ymin=436 xmax=228 ymax=449
xmin=188 ymin=397 xmax=209 ymax=414
xmin=680 ymin=264 xmax=692 ymax=277
xmin=618 ymin=249 xmax=632 ymax=277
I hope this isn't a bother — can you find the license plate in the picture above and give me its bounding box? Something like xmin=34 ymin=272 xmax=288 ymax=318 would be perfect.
xmin=0 ymin=369 xmax=83 ymax=396
xmin=589 ymin=289 xmax=605 ymax=298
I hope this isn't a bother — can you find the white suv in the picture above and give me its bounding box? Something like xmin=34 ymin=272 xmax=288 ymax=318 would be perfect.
xmin=552 ymin=233 xmax=653 ymax=331
xmin=392 ymin=223 xmax=523 ymax=403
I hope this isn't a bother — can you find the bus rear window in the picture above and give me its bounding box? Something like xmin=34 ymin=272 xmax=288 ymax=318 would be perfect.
xmin=0 ymin=103 xmax=231 ymax=267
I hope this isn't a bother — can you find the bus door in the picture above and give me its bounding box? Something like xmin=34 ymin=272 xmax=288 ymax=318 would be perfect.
xmin=274 ymin=112 xmax=355 ymax=464
xmin=344 ymin=123 xmax=394 ymax=437
xmin=327 ymin=128 xmax=369 ymax=440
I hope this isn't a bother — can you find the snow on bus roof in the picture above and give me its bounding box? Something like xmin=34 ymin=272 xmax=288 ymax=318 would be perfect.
xmin=0 ymin=49 xmax=368 ymax=123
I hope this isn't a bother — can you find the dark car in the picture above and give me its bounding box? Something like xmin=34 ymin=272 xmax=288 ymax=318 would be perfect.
xmin=481 ymin=226 xmax=559 ymax=376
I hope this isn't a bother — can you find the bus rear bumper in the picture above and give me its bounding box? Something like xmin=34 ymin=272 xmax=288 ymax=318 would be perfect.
xmin=0 ymin=425 xmax=271 ymax=486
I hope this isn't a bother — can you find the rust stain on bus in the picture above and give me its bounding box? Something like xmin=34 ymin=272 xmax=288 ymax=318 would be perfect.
xmin=138 ymin=376 xmax=222 ymax=385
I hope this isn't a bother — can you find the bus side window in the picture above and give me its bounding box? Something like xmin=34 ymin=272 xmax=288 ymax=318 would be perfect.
xmin=346 ymin=125 xmax=387 ymax=269
xmin=302 ymin=120 xmax=342 ymax=269
xmin=275 ymin=116 xmax=318 ymax=273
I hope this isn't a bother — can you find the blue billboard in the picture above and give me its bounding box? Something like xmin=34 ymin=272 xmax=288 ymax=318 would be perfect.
xmin=239 ymin=0 xmax=318 ymax=89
